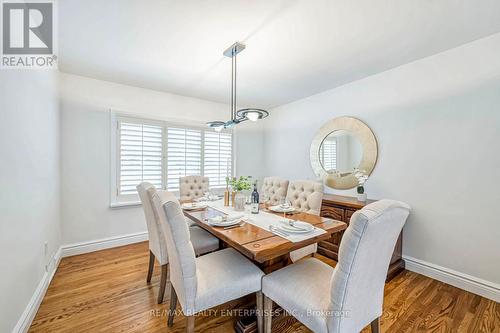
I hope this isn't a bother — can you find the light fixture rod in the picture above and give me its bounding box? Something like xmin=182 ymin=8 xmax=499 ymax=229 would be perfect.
xmin=233 ymin=48 xmax=237 ymax=120
xmin=206 ymin=42 xmax=267 ymax=130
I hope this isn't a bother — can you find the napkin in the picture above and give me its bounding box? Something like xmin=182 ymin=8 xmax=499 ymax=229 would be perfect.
xmin=208 ymin=214 xmax=245 ymax=225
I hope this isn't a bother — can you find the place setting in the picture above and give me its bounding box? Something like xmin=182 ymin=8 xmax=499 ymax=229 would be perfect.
xmin=206 ymin=213 xmax=247 ymax=230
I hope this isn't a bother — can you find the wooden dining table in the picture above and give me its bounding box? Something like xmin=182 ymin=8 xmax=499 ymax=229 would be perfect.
xmin=183 ymin=203 xmax=347 ymax=271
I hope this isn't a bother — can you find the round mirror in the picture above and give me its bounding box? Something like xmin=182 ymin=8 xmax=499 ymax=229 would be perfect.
xmin=319 ymin=129 xmax=363 ymax=175
xmin=310 ymin=117 xmax=378 ymax=189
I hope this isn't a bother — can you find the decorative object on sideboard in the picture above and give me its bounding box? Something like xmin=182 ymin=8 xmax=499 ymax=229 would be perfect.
xmin=310 ymin=116 xmax=378 ymax=190
xmin=353 ymin=168 xmax=368 ymax=202
xmin=206 ymin=42 xmax=269 ymax=132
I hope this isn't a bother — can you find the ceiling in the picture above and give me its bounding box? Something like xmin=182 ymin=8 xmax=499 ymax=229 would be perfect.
xmin=59 ymin=0 xmax=500 ymax=108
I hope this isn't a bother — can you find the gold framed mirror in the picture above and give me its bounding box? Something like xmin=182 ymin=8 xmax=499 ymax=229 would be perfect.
xmin=310 ymin=117 xmax=378 ymax=189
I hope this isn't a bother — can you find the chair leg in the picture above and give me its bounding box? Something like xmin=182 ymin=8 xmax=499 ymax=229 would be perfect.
xmin=186 ymin=315 xmax=195 ymax=333
xmin=256 ymin=291 xmax=264 ymax=333
xmin=263 ymin=295 xmax=273 ymax=333
xmin=167 ymin=287 xmax=178 ymax=327
xmin=157 ymin=264 xmax=168 ymax=304
xmin=371 ymin=317 xmax=380 ymax=333
xmin=146 ymin=251 xmax=155 ymax=283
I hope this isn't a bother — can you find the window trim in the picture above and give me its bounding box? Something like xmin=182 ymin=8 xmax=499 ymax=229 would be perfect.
xmin=109 ymin=111 xmax=235 ymax=207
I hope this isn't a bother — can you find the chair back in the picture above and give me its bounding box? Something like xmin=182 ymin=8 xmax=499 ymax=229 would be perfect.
xmin=286 ymin=180 xmax=323 ymax=215
xmin=151 ymin=190 xmax=197 ymax=315
xmin=136 ymin=182 xmax=168 ymax=264
xmin=179 ymin=176 xmax=209 ymax=201
xmin=261 ymin=177 xmax=289 ymax=205
xmin=327 ymin=200 xmax=411 ymax=332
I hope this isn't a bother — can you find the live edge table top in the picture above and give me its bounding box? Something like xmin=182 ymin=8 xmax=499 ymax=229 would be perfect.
xmin=183 ymin=205 xmax=347 ymax=263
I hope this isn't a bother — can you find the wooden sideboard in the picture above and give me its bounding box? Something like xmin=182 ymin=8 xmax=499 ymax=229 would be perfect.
xmin=318 ymin=194 xmax=404 ymax=281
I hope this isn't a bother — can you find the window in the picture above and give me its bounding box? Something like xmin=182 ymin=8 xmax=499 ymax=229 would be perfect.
xmin=204 ymin=131 xmax=232 ymax=188
xmin=320 ymin=138 xmax=337 ymax=172
xmin=118 ymin=122 xmax=163 ymax=195
xmin=166 ymin=127 xmax=202 ymax=191
xmin=112 ymin=115 xmax=233 ymax=205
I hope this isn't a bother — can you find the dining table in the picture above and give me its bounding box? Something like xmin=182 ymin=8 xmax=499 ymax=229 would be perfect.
xmin=181 ymin=199 xmax=347 ymax=332
xmin=182 ymin=200 xmax=347 ymax=270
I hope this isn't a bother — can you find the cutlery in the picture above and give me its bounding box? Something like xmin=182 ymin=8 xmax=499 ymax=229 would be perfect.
xmin=223 ymin=224 xmax=241 ymax=230
xmin=223 ymin=221 xmax=247 ymax=230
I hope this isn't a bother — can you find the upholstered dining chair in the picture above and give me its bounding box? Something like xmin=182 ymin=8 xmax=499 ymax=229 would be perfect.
xmin=179 ymin=175 xmax=209 ymax=201
xmin=151 ymin=190 xmax=265 ymax=333
xmin=261 ymin=200 xmax=411 ymax=333
xmin=285 ymin=180 xmax=324 ymax=262
xmin=137 ymin=182 xmax=219 ymax=304
xmin=261 ymin=177 xmax=289 ymax=205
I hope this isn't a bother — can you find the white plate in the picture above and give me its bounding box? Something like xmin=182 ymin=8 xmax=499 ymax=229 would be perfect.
xmin=181 ymin=203 xmax=207 ymax=210
xmin=279 ymin=221 xmax=314 ymax=234
xmin=208 ymin=216 xmax=243 ymax=227
xmin=269 ymin=205 xmax=296 ymax=213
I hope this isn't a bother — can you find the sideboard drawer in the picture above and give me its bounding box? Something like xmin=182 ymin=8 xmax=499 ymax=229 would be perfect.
xmin=345 ymin=209 xmax=356 ymax=222
xmin=320 ymin=205 xmax=345 ymax=221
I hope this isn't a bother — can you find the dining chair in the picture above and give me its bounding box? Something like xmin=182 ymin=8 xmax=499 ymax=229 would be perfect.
xmin=286 ymin=180 xmax=324 ymax=262
xmin=137 ymin=182 xmax=220 ymax=304
xmin=151 ymin=190 xmax=265 ymax=333
xmin=261 ymin=177 xmax=289 ymax=205
xmin=179 ymin=175 xmax=209 ymax=201
xmin=261 ymin=200 xmax=411 ymax=333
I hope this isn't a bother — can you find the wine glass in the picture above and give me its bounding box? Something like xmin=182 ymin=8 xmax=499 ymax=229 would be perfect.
xmin=262 ymin=193 xmax=269 ymax=207
xmin=278 ymin=197 xmax=291 ymax=222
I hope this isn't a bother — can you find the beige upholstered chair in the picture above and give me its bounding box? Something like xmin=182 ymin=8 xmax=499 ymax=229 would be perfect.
xmin=286 ymin=180 xmax=324 ymax=262
xmin=179 ymin=176 xmax=209 ymax=201
xmin=261 ymin=177 xmax=289 ymax=205
xmin=151 ymin=190 xmax=265 ymax=333
xmin=262 ymin=200 xmax=411 ymax=333
xmin=137 ymin=183 xmax=219 ymax=304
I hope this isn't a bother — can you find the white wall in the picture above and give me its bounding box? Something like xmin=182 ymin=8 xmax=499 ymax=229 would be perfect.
xmin=264 ymin=33 xmax=500 ymax=286
xmin=59 ymin=73 xmax=263 ymax=245
xmin=0 ymin=70 xmax=61 ymax=333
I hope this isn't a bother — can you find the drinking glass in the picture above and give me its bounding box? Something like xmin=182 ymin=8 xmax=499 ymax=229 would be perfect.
xmin=262 ymin=193 xmax=269 ymax=207
xmin=278 ymin=197 xmax=291 ymax=222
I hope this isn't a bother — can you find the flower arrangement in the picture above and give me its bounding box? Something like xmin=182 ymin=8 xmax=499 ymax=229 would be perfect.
xmin=353 ymin=168 xmax=368 ymax=196
xmin=228 ymin=176 xmax=253 ymax=192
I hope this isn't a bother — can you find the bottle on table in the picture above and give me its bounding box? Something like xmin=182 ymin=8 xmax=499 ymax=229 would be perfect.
xmin=251 ymin=181 xmax=259 ymax=214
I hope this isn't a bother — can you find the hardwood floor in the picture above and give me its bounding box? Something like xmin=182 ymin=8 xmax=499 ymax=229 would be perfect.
xmin=29 ymin=242 xmax=499 ymax=333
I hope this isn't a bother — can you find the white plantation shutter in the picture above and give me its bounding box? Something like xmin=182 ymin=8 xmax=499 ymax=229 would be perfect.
xmin=166 ymin=127 xmax=202 ymax=190
xmin=203 ymin=131 xmax=232 ymax=187
xmin=119 ymin=122 xmax=163 ymax=195
xmin=320 ymin=139 xmax=337 ymax=171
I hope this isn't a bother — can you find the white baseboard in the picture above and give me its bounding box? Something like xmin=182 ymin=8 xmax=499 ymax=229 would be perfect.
xmin=60 ymin=231 xmax=148 ymax=258
xmin=12 ymin=232 xmax=148 ymax=333
xmin=12 ymin=247 xmax=62 ymax=333
xmin=404 ymin=255 xmax=500 ymax=303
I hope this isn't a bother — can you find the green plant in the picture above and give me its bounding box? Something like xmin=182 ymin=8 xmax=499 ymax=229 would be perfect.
xmin=229 ymin=176 xmax=252 ymax=192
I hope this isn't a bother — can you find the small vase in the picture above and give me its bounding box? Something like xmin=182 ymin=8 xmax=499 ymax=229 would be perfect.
xmin=224 ymin=190 xmax=230 ymax=207
xmin=357 ymin=192 xmax=367 ymax=202
xmin=231 ymin=192 xmax=236 ymax=207
xmin=234 ymin=192 xmax=246 ymax=211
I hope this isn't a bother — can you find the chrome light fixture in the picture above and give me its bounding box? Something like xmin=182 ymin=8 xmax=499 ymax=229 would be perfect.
xmin=206 ymin=42 xmax=269 ymax=132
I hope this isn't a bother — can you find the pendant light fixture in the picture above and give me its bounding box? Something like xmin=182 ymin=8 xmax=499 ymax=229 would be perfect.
xmin=207 ymin=42 xmax=269 ymax=132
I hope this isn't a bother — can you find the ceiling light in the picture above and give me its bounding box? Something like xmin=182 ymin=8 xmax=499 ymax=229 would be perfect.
xmin=206 ymin=42 xmax=269 ymax=130
xmin=236 ymin=108 xmax=268 ymax=122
